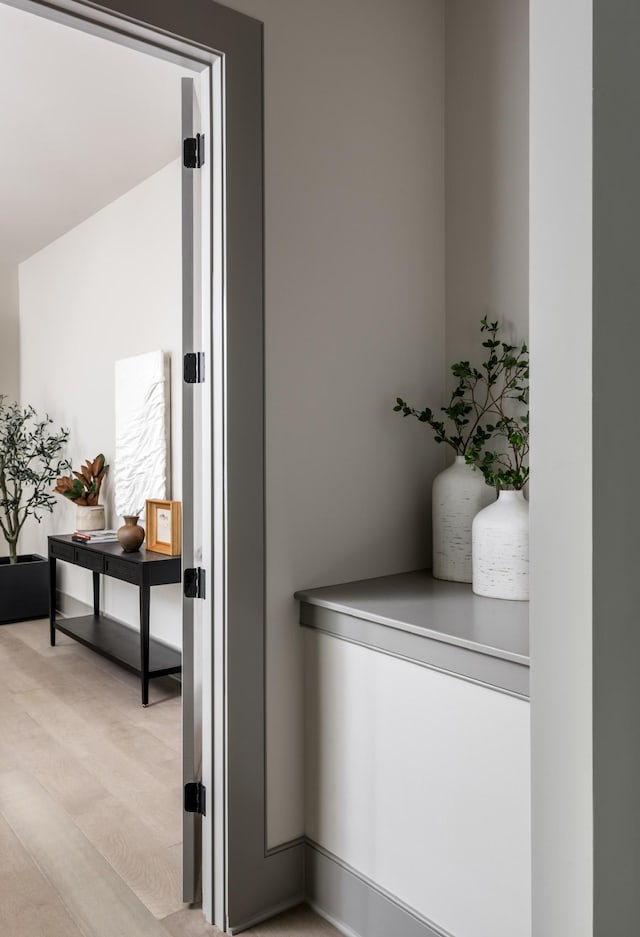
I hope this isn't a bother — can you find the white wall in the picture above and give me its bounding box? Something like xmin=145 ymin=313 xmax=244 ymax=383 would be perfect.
xmin=529 ymin=2 xmax=593 ymax=934
xmin=305 ymin=632 xmax=531 ymax=937
xmin=0 ymin=263 xmax=20 ymax=559
xmin=221 ymin=0 xmax=447 ymax=845
xmin=445 ymin=0 xmax=529 ymax=364
xmin=19 ymin=160 xmax=183 ymax=649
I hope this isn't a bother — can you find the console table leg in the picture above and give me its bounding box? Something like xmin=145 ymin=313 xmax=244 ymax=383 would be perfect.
xmin=49 ymin=556 xmax=56 ymax=647
xmin=93 ymin=572 xmax=100 ymax=617
xmin=140 ymin=583 xmax=150 ymax=706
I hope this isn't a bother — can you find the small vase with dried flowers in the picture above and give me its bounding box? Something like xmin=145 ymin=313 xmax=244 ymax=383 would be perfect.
xmin=54 ymin=454 xmax=109 ymax=530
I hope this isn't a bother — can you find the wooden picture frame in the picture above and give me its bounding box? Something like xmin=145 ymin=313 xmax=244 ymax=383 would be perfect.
xmin=145 ymin=499 xmax=182 ymax=556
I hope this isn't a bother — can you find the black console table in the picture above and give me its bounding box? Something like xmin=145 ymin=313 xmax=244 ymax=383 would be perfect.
xmin=48 ymin=535 xmax=182 ymax=705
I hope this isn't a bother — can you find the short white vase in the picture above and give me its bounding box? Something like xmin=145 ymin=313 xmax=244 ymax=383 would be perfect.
xmin=472 ymin=489 xmax=529 ymax=600
xmin=432 ymin=456 xmax=496 ymax=583
xmin=75 ymin=505 xmax=105 ymax=531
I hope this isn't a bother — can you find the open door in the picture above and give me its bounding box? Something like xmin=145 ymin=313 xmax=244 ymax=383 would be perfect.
xmin=5 ymin=0 xmax=291 ymax=928
xmin=181 ymin=73 xmax=212 ymax=910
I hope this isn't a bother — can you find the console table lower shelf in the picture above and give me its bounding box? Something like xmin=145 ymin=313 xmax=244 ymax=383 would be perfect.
xmin=49 ymin=535 xmax=182 ymax=706
xmin=54 ymin=614 xmax=181 ymax=695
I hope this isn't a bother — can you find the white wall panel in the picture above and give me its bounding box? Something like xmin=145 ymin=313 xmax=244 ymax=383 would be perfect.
xmin=305 ymin=631 xmax=531 ymax=937
xmin=529 ymin=2 xmax=593 ymax=934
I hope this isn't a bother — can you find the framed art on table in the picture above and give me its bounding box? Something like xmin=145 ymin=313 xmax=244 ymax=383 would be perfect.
xmin=146 ymin=499 xmax=182 ymax=555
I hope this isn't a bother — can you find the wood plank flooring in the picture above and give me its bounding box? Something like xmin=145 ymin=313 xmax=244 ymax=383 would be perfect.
xmin=162 ymin=905 xmax=343 ymax=937
xmin=0 ymin=618 xmax=339 ymax=937
xmin=0 ymin=770 xmax=171 ymax=937
xmin=0 ymin=810 xmax=86 ymax=937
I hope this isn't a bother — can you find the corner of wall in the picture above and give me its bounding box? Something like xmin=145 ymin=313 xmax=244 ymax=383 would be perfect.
xmin=0 ymin=263 xmax=20 ymax=403
xmin=0 ymin=263 xmax=20 ymax=559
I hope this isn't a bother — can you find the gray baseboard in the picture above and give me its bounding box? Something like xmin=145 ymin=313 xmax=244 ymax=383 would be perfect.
xmin=228 ymin=893 xmax=306 ymax=935
xmin=304 ymin=840 xmax=453 ymax=937
xmin=55 ymin=590 xmax=92 ymax=619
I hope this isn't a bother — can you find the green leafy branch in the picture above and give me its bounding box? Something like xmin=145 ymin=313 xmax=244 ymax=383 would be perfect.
xmin=394 ymin=318 xmax=529 ymax=471
xmin=466 ymin=412 xmax=529 ymax=490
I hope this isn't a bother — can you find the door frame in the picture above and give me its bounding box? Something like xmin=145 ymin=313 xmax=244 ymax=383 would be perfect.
xmin=2 ymin=0 xmax=304 ymax=931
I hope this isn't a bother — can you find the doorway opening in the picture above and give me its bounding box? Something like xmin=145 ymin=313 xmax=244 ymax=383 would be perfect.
xmin=0 ymin=0 xmax=218 ymax=929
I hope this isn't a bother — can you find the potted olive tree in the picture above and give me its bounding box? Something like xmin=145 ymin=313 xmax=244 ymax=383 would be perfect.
xmin=0 ymin=397 xmax=69 ymax=623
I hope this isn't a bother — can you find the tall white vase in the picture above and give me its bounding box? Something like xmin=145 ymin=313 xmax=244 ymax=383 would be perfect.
xmin=472 ymin=489 xmax=529 ymax=600
xmin=432 ymin=456 xmax=496 ymax=583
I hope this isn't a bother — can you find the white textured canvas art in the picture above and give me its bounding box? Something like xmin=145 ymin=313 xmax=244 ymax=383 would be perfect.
xmin=114 ymin=350 xmax=170 ymax=519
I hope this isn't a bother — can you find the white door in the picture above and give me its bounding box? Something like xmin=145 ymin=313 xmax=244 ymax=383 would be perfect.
xmin=181 ymin=73 xmax=213 ymax=910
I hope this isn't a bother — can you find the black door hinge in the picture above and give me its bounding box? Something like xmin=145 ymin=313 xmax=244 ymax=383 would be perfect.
xmin=183 ymin=133 xmax=205 ymax=169
xmin=184 ymin=352 xmax=205 ymax=384
xmin=184 ymin=567 xmax=206 ymax=599
xmin=184 ymin=782 xmax=206 ymax=815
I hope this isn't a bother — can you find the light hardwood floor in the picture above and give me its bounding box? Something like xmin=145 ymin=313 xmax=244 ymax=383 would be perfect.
xmin=0 ymin=618 xmax=339 ymax=937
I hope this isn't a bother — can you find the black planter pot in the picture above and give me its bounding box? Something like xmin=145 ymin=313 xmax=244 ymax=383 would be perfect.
xmin=0 ymin=554 xmax=49 ymax=624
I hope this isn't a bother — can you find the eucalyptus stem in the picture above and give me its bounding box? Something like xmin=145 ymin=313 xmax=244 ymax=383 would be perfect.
xmin=394 ymin=317 xmax=529 ymax=490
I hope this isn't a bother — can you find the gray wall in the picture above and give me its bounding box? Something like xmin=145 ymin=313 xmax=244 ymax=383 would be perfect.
xmin=445 ymin=0 xmax=529 ymax=365
xmin=593 ymin=0 xmax=640 ymax=931
xmin=530 ymin=1 xmax=593 ymax=934
xmin=219 ymin=0 xmax=447 ymax=847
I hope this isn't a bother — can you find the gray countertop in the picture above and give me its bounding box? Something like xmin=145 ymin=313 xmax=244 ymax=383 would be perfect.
xmin=295 ymin=570 xmax=530 ymax=698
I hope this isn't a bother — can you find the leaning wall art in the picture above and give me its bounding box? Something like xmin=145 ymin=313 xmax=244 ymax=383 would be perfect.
xmin=114 ymin=350 xmax=170 ymax=521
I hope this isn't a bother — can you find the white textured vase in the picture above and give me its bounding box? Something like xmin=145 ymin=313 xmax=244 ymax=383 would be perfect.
xmin=432 ymin=456 xmax=496 ymax=583
xmin=75 ymin=505 xmax=105 ymax=531
xmin=472 ymin=490 xmax=529 ymax=600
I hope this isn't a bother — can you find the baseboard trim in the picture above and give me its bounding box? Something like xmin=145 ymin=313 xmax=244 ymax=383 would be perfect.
xmin=304 ymin=840 xmax=453 ymax=937
xmin=56 ymin=590 xmax=92 ymax=620
xmin=227 ymin=894 xmax=306 ymax=935
xmin=265 ymin=835 xmax=306 ymax=857
xmin=307 ymin=900 xmax=364 ymax=937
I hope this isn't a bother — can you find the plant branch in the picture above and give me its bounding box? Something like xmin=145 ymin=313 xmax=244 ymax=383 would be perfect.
xmin=394 ymin=318 xmax=530 ymax=489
